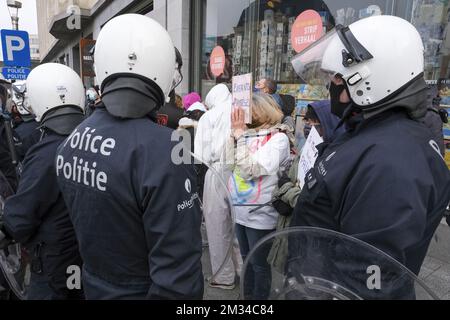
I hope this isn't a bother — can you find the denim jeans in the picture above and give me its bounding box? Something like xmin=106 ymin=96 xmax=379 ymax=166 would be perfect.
xmin=235 ymin=224 xmax=274 ymax=300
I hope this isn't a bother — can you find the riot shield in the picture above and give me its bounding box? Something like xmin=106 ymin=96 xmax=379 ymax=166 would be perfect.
xmin=0 ymin=171 xmax=30 ymax=300
xmin=188 ymin=151 xmax=239 ymax=287
xmin=241 ymin=227 xmax=438 ymax=300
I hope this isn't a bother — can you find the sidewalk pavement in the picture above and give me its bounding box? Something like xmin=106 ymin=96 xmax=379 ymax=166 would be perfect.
xmin=420 ymin=222 xmax=450 ymax=300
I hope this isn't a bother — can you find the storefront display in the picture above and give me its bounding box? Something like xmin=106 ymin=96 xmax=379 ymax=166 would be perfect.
xmin=201 ymin=0 xmax=393 ymax=99
xmin=199 ymin=0 xmax=450 ymax=165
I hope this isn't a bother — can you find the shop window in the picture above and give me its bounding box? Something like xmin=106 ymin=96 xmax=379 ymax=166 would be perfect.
xmin=409 ymin=0 xmax=447 ymax=81
xmin=201 ymin=0 xmax=396 ymax=100
xmin=408 ymin=0 xmax=450 ymax=152
xmin=201 ymin=0 xmax=253 ymax=98
xmin=200 ymin=0 xmax=449 ymax=149
xmin=201 ymin=0 xmax=450 ymax=148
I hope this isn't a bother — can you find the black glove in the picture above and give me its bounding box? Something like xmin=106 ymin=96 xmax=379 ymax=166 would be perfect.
xmin=278 ymin=172 xmax=291 ymax=189
xmin=273 ymin=199 xmax=293 ymax=217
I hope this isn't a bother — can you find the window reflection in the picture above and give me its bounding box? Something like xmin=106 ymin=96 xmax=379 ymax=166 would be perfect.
xmin=199 ymin=0 xmax=450 ymax=158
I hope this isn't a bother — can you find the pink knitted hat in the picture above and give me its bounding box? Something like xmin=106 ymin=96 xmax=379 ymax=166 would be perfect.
xmin=183 ymin=92 xmax=202 ymax=111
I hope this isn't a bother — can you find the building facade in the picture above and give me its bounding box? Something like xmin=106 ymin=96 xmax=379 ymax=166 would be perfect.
xmin=195 ymin=0 xmax=450 ymax=166
xmin=29 ymin=34 xmax=40 ymax=61
xmin=36 ymin=0 xmax=450 ymax=101
xmin=36 ymin=0 xmax=190 ymax=92
xmin=36 ymin=0 xmax=450 ymax=161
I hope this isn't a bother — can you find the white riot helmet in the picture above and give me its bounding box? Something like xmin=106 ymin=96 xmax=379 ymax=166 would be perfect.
xmin=86 ymin=87 xmax=99 ymax=103
xmin=94 ymin=14 xmax=178 ymax=108
xmin=11 ymin=81 xmax=32 ymax=116
xmin=27 ymin=63 xmax=85 ymax=129
xmin=292 ymin=15 xmax=425 ymax=109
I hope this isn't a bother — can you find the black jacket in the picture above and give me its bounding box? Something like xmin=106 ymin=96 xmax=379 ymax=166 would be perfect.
xmin=420 ymin=107 xmax=445 ymax=157
xmin=3 ymin=130 xmax=82 ymax=287
xmin=158 ymin=102 xmax=184 ymax=130
xmin=56 ymin=106 xmax=203 ymax=300
xmin=0 ymin=121 xmax=18 ymax=191
xmin=291 ymin=110 xmax=450 ymax=276
xmin=14 ymin=119 xmax=41 ymax=161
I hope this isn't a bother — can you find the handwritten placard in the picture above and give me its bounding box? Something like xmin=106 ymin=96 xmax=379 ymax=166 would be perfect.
xmin=232 ymin=73 xmax=253 ymax=124
xmin=297 ymin=126 xmax=324 ymax=189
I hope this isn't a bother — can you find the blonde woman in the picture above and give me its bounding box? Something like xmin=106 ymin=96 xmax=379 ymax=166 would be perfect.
xmin=227 ymin=93 xmax=291 ymax=300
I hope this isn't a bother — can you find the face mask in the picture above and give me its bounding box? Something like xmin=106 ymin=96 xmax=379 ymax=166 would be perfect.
xmin=303 ymin=124 xmax=312 ymax=139
xmin=303 ymin=124 xmax=323 ymax=140
xmin=330 ymin=82 xmax=352 ymax=118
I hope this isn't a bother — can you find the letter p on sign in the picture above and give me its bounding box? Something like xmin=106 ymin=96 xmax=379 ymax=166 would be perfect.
xmin=1 ymin=29 xmax=31 ymax=67
xmin=6 ymin=36 xmax=25 ymax=61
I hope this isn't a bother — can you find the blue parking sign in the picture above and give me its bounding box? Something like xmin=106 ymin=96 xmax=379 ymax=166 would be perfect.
xmin=1 ymin=29 xmax=31 ymax=67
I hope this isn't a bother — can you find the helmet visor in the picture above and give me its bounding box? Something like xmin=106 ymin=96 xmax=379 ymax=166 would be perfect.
xmin=12 ymin=84 xmax=25 ymax=108
xmin=291 ymin=25 xmax=373 ymax=86
xmin=12 ymin=84 xmax=33 ymax=115
xmin=291 ymin=29 xmax=339 ymax=87
xmin=170 ymin=67 xmax=183 ymax=93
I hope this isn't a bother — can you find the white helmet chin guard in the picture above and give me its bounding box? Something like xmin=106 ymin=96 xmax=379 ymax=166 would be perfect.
xmin=292 ymin=15 xmax=425 ymax=107
xmin=94 ymin=14 xmax=179 ymax=103
xmin=26 ymin=63 xmax=85 ymax=122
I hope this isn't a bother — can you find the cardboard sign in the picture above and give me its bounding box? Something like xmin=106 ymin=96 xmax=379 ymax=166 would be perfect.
xmin=232 ymin=73 xmax=253 ymax=124
xmin=297 ymin=126 xmax=324 ymax=189
xmin=291 ymin=10 xmax=324 ymax=53
xmin=210 ymin=46 xmax=225 ymax=77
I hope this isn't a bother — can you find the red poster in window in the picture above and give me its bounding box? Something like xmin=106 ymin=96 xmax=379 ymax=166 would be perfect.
xmin=291 ymin=10 xmax=323 ymax=53
xmin=210 ymin=46 xmax=225 ymax=77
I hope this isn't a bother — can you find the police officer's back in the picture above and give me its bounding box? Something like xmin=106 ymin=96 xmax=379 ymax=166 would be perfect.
xmin=0 ymin=63 xmax=85 ymax=300
xmin=56 ymin=15 xmax=203 ymax=300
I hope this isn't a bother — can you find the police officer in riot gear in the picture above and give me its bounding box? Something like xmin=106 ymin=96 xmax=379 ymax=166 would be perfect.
xmin=11 ymin=82 xmax=41 ymax=160
xmin=56 ymin=14 xmax=203 ymax=300
xmin=0 ymin=75 xmax=18 ymax=190
xmin=0 ymin=63 xmax=85 ymax=300
xmin=0 ymin=75 xmax=18 ymax=300
xmin=290 ymin=15 xmax=450 ymax=278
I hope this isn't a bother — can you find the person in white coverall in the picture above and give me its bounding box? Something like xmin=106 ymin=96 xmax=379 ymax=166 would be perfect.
xmin=194 ymin=84 xmax=242 ymax=289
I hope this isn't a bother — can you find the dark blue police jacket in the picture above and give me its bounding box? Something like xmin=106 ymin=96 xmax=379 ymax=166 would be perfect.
xmin=14 ymin=119 xmax=42 ymax=160
xmin=291 ymin=110 xmax=450 ymax=276
xmin=56 ymin=107 xmax=204 ymax=300
xmin=3 ymin=131 xmax=82 ymax=284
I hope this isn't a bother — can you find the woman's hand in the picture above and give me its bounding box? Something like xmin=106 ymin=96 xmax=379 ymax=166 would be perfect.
xmin=231 ymin=107 xmax=247 ymax=140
